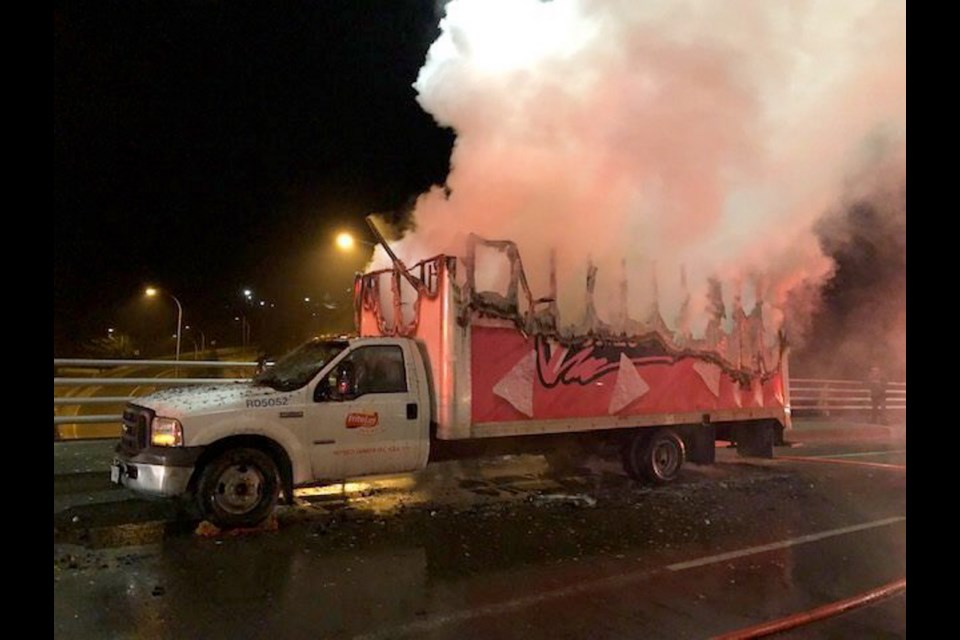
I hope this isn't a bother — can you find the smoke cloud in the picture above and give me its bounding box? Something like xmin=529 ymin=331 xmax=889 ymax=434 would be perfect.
xmin=372 ymin=0 xmax=906 ymax=345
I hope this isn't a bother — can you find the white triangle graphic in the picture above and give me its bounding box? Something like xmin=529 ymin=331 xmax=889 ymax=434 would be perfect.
xmin=753 ymin=380 xmax=764 ymax=407
xmin=493 ymin=351 xmax=535 ymax=417
xmin=693 ymin=361 xmax=722 ymax=398
xmin=609 ymin=353 xmax=650 ymax=414
xmin=551 ymin=346 xmax=568 ymax=374
xmin=732 ymin=382 xmax=743 ymax=408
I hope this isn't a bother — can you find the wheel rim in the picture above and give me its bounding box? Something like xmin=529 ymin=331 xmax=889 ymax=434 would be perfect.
xmin=213 ymin=463 xmax=265 ymax=515
xmin=651 ymin=440 xmax=680 ymax=478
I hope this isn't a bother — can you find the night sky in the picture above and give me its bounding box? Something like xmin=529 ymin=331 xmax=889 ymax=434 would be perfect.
xmin=55 ymin=0 xmax=453 ymax=355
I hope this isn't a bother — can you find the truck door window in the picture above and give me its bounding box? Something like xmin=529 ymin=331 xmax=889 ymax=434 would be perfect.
xmin=317 ymin=345 xmax=407 ymax=402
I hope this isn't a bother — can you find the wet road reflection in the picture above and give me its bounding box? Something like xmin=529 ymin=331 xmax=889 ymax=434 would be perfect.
xmin=54 ymin=441 xmax=906 ymax=638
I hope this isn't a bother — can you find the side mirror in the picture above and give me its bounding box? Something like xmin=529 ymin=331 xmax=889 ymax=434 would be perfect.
xmin=314 ymin=378 xmax=330 ymax=402
xmin=314 ymin=375 xmax=342 ymax=403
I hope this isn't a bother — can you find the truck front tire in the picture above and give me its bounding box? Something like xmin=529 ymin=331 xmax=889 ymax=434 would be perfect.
xmin=196 ymin=447 xmax=280 ymax=529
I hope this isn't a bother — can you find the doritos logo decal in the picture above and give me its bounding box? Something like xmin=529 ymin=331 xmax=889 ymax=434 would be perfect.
xmin=345 ymin=412 xmax=379 ymax=429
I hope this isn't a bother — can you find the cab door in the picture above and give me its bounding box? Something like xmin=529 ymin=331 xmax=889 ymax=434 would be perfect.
xmin=305 ymin=343 xmax=424 ymax=480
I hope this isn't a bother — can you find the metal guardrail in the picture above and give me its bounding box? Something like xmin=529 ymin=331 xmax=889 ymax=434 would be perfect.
xmin=54 ymin=358 xmax=257 ymax=429
xmin=790 ymin=377 xmax=906 ymax=413
xmin=54 ymin=358 xmax=905 ymax=437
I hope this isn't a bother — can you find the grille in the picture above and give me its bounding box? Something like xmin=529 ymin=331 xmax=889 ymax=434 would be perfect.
xmin=120 ymin=405 xmax=152 ymax=454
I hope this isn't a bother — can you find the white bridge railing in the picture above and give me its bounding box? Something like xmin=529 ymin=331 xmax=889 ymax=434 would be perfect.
xmin=54 ymin=358 xmax=906 ymax=438
xmin=790 ymin=377 xmax=906 ymax=414
xmin=54 ymin=358 xmax=258 ymax=436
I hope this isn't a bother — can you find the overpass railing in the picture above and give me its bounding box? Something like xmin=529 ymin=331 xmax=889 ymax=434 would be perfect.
xmin=54 ymin=359 xmax=905 ymax=439
xmin=54 ymin=358 xmax=258 ymax=439
xmin=790 ymin=377 xmax=906 ymax=417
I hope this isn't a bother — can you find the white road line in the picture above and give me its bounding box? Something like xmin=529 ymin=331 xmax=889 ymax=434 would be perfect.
xmin=801 ymin=449 xmax=906 ymax=459
xmin=667 ymin=516 xmax=905 ymax=571
xmin=351 ymin=516 xmax=906 ymax=640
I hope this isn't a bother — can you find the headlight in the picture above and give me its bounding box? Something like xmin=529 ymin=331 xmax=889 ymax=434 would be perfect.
xmin=150 ymin=417 xmax=183 ymax=447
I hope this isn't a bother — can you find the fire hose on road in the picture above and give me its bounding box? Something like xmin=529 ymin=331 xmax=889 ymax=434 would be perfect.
xmin=712 ymin=577 xmax=906 ymax=639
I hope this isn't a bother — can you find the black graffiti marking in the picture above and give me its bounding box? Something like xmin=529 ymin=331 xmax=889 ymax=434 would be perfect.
xmin=535 ymin=335 xmax=674 ymax=388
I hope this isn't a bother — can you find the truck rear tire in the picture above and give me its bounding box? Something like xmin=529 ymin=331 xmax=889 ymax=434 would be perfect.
xmin=196 ymin=447 xmax=280 ymax=529
xmin=623 ymin=429 xmax=685 ymax=484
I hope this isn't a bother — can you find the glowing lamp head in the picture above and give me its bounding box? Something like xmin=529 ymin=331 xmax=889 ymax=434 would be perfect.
xmin=336 ymin=232 xmax=355 ymax=251
xmin=145 ymin=287 xmax=158 ymax=297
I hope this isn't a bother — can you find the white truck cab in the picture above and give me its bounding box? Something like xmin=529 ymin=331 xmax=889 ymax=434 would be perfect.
xmin=112 ymin=336 xmax=431 ymax=528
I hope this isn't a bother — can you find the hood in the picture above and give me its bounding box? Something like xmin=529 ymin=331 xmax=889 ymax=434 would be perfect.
xmin=135 ymin=382 xmax=292 ymax=418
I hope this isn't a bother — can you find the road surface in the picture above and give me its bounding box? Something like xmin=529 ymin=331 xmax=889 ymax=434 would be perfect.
xmin=53 ymin=422 xmax=906 ymax=639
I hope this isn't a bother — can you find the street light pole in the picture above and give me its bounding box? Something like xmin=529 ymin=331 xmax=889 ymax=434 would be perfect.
xmin=185 ymin=325 xmax=206 ymax=357
xmin=146 ymin=287 xmax=183 ymax=362
xmin=172 ymin=294 xmax=183 ymax=362
xmin=235 ymin=315 xmax=250 ymax=348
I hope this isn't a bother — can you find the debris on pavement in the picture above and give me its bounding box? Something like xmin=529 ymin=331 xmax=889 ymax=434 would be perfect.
xmin=194 ymin=514 xmax=279 ymax=538
xmin=533 ymin=493 xmax=598 ymax=508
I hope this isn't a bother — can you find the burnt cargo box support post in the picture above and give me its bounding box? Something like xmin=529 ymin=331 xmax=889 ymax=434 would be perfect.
xmin=686 ymin=418 xmax=717 ymax=465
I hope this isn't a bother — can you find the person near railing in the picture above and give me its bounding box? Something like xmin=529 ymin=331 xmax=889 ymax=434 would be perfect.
xmin=867 ymin=364 xmax=887 ymax=424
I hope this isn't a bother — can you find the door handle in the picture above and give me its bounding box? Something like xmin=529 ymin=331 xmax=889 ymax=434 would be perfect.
xmin=406 ymin=403 xmax=418 ymax=420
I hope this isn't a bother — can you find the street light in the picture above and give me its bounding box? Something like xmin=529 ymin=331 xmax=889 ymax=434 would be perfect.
xmin=335 ymin=232 xmax=355 ymax=250
xmin=145 ymin=286 xmax=183 ymax=362
xmin=234 ymin=315 xmax=250 ymax=347
xmin=185 ymin=324 xmax=206 ymax=357
xmin=236 ymin=288 xmax=256 ymax=347
xmin=107 ymin=327 xmax=127 ymax=352
xmin=335 ymin=231 xmax=375 ymax=251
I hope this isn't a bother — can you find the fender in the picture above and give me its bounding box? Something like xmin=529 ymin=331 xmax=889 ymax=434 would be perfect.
xmin=189 ymin=414 xmax=313 ymax=486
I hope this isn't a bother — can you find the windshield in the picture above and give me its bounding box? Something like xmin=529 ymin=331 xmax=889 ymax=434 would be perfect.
xmin=252 ymin=339 xmax=348 ymax=392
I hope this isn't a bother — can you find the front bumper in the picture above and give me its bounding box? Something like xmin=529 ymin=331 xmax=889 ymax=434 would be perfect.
xmin=112 ymin=446 xmax=204 ymax=498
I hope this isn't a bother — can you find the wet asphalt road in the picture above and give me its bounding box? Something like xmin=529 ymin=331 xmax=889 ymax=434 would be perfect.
xmin=53 ymin=425 xmax=906 ymax=639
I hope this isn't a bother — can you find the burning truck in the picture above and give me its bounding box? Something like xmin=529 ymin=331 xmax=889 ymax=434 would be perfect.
xmin=112 ymin=225 xmax=790 ymax=529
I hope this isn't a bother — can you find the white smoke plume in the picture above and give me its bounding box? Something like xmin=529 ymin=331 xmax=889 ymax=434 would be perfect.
xmin=372 ymin=0 xmax=906 ymax=343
